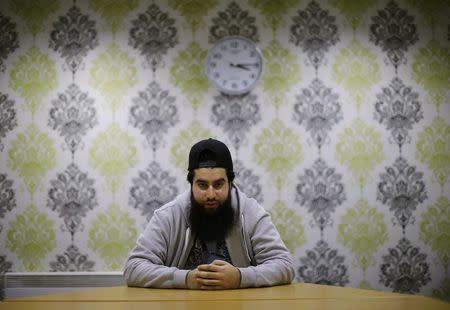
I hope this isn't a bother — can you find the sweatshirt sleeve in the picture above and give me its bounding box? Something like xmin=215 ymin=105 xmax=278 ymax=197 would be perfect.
xmin=237 ymin=203 xmax=295 ymax=288
xmin=123 ymin=208 xmax=189 ymax=288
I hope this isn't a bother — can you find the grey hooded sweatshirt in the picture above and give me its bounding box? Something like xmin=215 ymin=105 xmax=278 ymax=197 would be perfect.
xmin=123 ymin=185 xmax=295 ymax=288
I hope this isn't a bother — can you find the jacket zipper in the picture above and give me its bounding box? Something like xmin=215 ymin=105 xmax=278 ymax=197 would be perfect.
xmin=179 ymin=227 xmax=190 ymax=267
xmin=241 ymin=214 xmax=252 ymax=263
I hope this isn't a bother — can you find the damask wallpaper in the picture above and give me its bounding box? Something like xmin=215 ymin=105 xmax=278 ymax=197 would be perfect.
xmin=0 ymin=0 xmax=449 ymax=301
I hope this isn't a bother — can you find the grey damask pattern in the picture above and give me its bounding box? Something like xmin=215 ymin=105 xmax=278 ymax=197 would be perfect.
xmin=50 ymin=244 xmax=95 ymax=271
xmin=130 ymin=161 xmax=178 ymax=221
xmin=0 ymin=92 xmax=17 ymax=152
xmin=129 ymin=81 xmax=178 ymax=152
xmin=369 ymin=0 xmax=418 ymax=70
xmin=233 ymin=159 xmax=263 ymax=203
xmin=374 ymin=77 xmax=423 ymax=150
xmin=293 ymin=79 xmax=342 ymax=151
xmin=129 ymin=3 xmax=178 ymax=71
xmin=0 ymin=255 xmax=10 ymax=299
xmin=209 ymin=1 xmax=259 ymax=43
xmin=290 ymin=1 xmax=339 ymax=70
xmin=377 ymin=157 xmax=427 ymax=233
xmin=0 ymin=13 xmax=19 ymax=72
xmin=0 ymin=173 xmax=16 ymax=220
xmin=48 ymin=84 xmax=98 ymax=156
xmin=298 ymin=240 xmax=349 ymax=286
xmin=296 ymin=158 xmax=345 ymax=234
xmin=211 ymin=94 xmax=260 ymax=151
xmin=380 ymin=237 xmax=431 ymax=293
xmin=48 ymin=163 xmax=97 ymax=239
xmin=49 ymin=6 xmax=98 ymax=74
xmin=0 ymin=255 xmax=12 ymax=273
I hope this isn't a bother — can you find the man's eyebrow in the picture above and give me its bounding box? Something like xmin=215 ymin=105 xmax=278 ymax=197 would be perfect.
xmin=195 ymin=178 xmax=226 ymax=183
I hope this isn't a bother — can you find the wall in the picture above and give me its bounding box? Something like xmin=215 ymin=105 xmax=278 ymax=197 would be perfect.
xmin=0 ymin=0 xmax=449 ymax=300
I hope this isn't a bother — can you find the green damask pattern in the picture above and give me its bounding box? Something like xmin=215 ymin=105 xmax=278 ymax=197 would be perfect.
xmin=419 ymin=196 xmax=450 ymax=272
xmin=6 ymin=204 xmax=56 ymax=271
xmin=88 ymin=123 xmax=137 ymax=194
xmin=9 ymin=0 xmax=59 ymax=37
xmin=89 ymin=0 xmax=138 ymax=34
xmin=8 ymin=124 xmax=56 ymax=196
xmin=248 ymin=0 xmax=298 ymax=34
xmin=338 ymin=198 xmax=387 ymax=282
xmin=261 ymin=40 xmax=301 ymax=109
xmin=169 ymin=0 xmax=217 ymax=34
xmin=332 ymin=39 xmax=380 ymax=109
xmin=432 ymin=277 xmax=450 ymax=302
xmin=416 ymin=116 xmax=450 ymax=189
xmin=336 ymin=118 xmax=384 ymax=189
xmin=89 ymin=43 xmax=137 ymax=113
xmin=407 ymin=0 xmax=448 ymax=35
xmin=88 ymin=203 xmax=137 ymax=270
xmin=412 ymin=40 xmax=449 ymax=112
xmin=170 ymin=41 xmax=209 ymax=111
xmin=254 ymin=119 xmax=303 ymax=190
xmin=9 ymin=46 xmax=58 ymax=116
xmin=171 ymin=120 xmax=215 ymax=171
xmin=269 ymin=200 xmax=306 ymax=253
xmin=328 ymin=0 xmax=377 ymax=31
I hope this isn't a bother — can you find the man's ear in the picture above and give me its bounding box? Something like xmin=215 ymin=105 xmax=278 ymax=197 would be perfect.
xmin=228 ymin=171 xmax=235 ymax=182
xmin=187 ymin=170 xmax=195 ymax=184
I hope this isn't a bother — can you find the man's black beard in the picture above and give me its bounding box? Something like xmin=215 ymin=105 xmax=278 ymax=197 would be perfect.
xmin=189 ymin=190 xmax=235 ymax=241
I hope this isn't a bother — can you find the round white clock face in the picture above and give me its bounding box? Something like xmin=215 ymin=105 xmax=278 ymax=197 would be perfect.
xmin=205 ymin=36 xmax=263 ymax=95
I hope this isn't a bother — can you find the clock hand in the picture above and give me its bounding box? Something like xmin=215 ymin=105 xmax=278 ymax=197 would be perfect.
xmin=235 ymin=63 xmax=259 ymax=67
xmin=229 ymin=62 xmax=251 ymax=71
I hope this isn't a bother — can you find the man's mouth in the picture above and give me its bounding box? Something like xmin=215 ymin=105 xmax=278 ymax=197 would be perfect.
xmin=204 ymin=201 xmax=219 ymax=209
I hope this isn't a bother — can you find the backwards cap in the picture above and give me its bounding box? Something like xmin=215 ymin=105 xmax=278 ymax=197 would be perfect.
xmin=188 ymin=138 xmax=234 ymax=174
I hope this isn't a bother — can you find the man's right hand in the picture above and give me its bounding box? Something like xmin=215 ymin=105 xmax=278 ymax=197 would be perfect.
xmin=186 ymin=268 xmax=203 ymax=289
xmin=186 ymin=260 xmax=241 ymax=290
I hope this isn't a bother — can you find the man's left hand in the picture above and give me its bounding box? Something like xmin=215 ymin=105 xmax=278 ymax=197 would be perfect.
xmin=196 ymin=260 xmax=241 ymax=290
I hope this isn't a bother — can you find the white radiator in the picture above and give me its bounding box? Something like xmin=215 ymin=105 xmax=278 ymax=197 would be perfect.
xmin=2 ymin=271 xmax=125 ymax=299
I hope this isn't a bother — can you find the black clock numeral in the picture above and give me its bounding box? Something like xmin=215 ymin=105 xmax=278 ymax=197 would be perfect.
xmin=213 ymin=53 xmax=222 ymax=59
xmin=250 ymin=73 xmax=255 ymax=79
xmin=222 ymin=80 xmax=227 ymax=85
xmin=249 ymin=51 xmax=256 ymax=58
xmin=209 ymin=62 xmax=217 ymax=68
xmin=242 ymin=80 xmax=248 ymax=86
xmin=230 ymin=41 xmax=238 ymax=49
xmin=232 ymin=83 xmax=238 ymax=89
xmin=214 ymin=72 xmax=220 ymax=78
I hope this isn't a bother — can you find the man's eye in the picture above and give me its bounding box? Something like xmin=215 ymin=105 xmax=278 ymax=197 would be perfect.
xmin=198 ymin=183 xmax=208 ymax=190
xmin=213 ymin=182 xmax=224 ymax=189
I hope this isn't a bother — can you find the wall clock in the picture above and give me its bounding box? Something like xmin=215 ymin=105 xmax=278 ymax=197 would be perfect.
xmin=205 ymin=36 xmax=263 ymax=95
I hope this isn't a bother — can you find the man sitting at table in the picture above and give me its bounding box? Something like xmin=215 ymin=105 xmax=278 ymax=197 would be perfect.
xmin=124 ymin=138 xmax=294 ymax=290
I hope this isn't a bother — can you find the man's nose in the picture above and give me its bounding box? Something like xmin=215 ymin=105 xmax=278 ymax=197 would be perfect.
xmin=205 ymin=185 xmax=216 ymax=198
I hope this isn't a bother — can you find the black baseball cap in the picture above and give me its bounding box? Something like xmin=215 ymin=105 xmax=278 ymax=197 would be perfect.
xmin=188 ymin=138 xmax=234 ymax=174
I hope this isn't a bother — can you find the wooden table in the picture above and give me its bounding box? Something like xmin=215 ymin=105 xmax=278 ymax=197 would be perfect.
xmin=1 ymin=283 xmax=448 ymax=309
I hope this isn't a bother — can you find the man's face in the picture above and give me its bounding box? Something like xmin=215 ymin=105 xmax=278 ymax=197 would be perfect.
xmin=192 ymin=167 xmax=230 ymax=214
